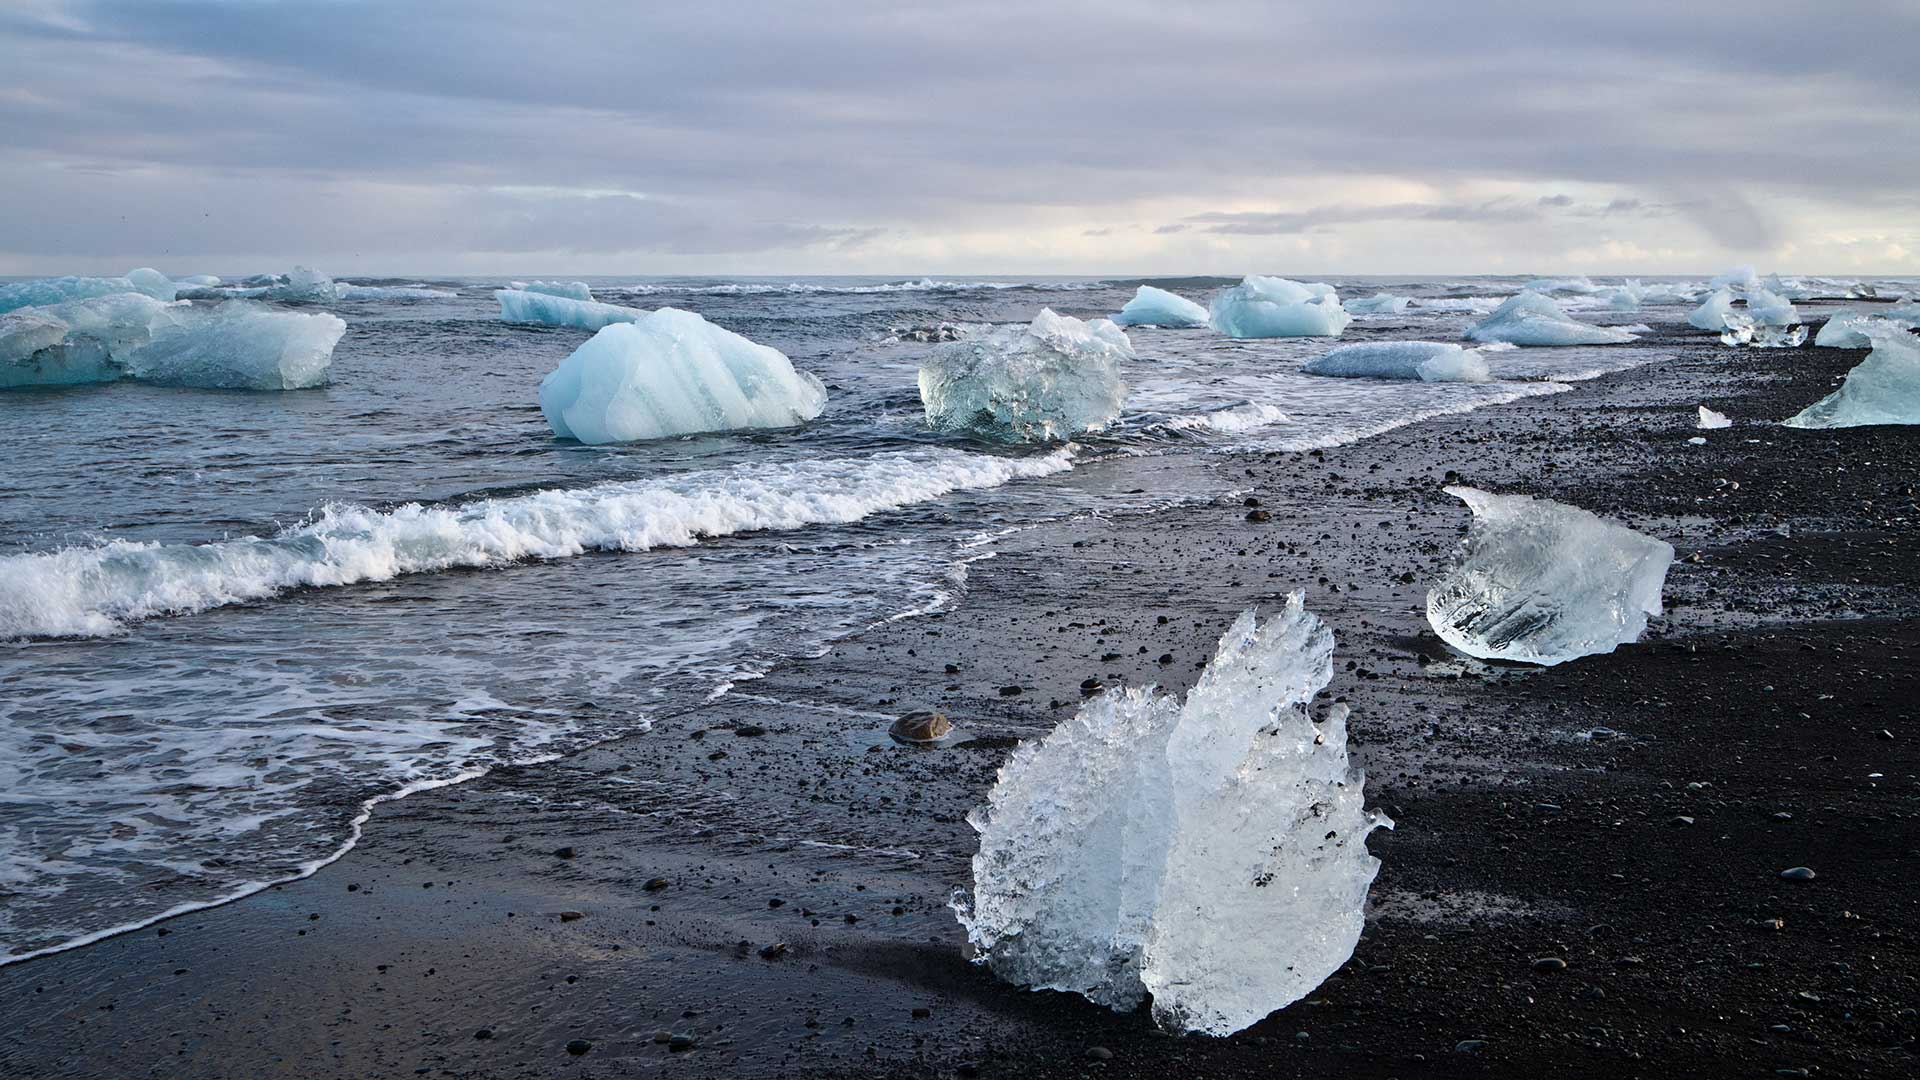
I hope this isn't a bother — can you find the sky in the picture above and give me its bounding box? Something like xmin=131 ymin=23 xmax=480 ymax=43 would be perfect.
xmin=2 ymin=0 xmax=1917 ymax=277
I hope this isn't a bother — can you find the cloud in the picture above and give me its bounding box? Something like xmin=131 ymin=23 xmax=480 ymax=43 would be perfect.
xmin=1182 ymin=200 xmax=1540 ymax=235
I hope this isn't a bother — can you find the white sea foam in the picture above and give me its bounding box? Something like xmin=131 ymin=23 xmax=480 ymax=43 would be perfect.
xmin=0 ymin=448 xmax=1075 ymax=639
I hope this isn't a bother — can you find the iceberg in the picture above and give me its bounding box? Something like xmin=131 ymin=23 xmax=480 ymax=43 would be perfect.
xmin=954 ymin=593 xmax=1387 ymax=1035
xmin=1523 ymin=276 xmax=1599 ymax=295
xmin=1603 ymin=279 xmax=1646 ymax=311
xmin=1465 ymin=293 xmax=1637 ymax=346
xmin=1427 ymin=486 xmax=1674 ymax=666
xmin=1112 ymin=285 xmax=1209 ymax=328
xmin=1209 ymin=276 xmax=1352 ymax=338
xmin=918 ymin=308 xmax=1131 ymax=441
xmin=1697 ymin=406 xmax=1732 ymax=429
xmin=265 ymin=266 xmax=341 ymax=303
xmin=1744 ymin=287 xmax=1799 ymax=326
xmin=1687 ymin=288 xmax=1749 ymax=333
xmin=539 ymin=306 xmax=826 ymax=444
xmin=498 ymin=289 xmax=646 ymax=331
xmin=174 ymin=274 xmax=221 ymax=287
xmin=1814 ymin=304 xmax=1920 ymax=348
xmin=511 ymin=280 xmax=596 ymax=301
xmin=128 ymin=302 xmax=344 ymax=390
xmin=0 ymin=294 xmax=183 ymax=388
xmin=1783 ymin=322 xmax=1920 ymax=428
xmin=1710 ymin=265 xmax=1761 ymax=292
xmin=1303 ymin=341 xmax=1491 ymax=383
xmin=0 ymin=268 xmax=175 ymax=313
xmin=1343 ymin=292 xmax=1412 ymax=315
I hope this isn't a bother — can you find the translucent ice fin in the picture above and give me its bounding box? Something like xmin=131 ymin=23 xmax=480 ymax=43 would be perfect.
xmin=918 ymin=308 xmax=1131 ymax=441
xmin=1783 ymin=323 xmax=1920 ymax=428
xmin=1113 ymin=286 xmax=1209 ymax=328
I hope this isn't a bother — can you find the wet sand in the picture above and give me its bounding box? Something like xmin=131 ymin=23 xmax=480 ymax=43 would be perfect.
xmin=3 ymin=318 xmax=1916 ymax=1079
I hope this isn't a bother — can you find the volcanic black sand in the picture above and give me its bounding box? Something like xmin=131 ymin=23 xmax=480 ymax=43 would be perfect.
xmin=3 ymin=318 xmax=1915 ymax=1079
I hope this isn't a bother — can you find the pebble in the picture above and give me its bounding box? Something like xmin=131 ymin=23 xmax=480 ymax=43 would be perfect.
xmin=553 ymin=846 xmax=576 ymax=859
xmin=558 ymin=910 xmax=585 ymax=922
xmin=653 ymin=1031 xmax=673 ymax=1044
xmin=1532 ymin=957 xmax=1567 ymax=972
xmin=1086 ymin=1045 xmax=1114 ymax=1061
xmin=1246 ymin=509 xmax=1272 ymax=522
xmin=474 ymin=1028 xmax=493 ymax=1040
xmin=888 ymin=710 xmax=952 ymax=744
xmin=1778 ymin=866 xmax=1816 ymax=882
xmin=644 ymin=877 xmax=669 ymax=891
xmin=911 ymin=1006 xmax=931 ymax=1019
xmin=668 ymin=1034 xmax=695 ymax=1052
xmin=1454 ymin=1039 xmax=1487 ymax=1054
xmin=565 ymin=1039 xmax=592 ymax=1056
xmin=735 ymin=724 xmax=767 ymax=737
xmin=998 ymin=685 xmax=1022 ymax=696
xmin=1670 ymin=815 xmax=1695 ymax=827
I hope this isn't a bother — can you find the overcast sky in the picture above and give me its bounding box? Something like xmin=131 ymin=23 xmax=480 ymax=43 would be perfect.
xmin=2 ymin=0 xmax=1916 ymax=276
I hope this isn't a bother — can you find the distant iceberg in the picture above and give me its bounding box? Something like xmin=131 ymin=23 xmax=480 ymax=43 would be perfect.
xmin=1687 ymin=288 xmax=1748 ymax=333
xmin=1 ymin=294 xmax=344 ymax=391
xmin=539 ymin=306 xmax=826 ymax=444
xmin=955 ymin=593 xmax=1387 ymax=1035
xmin=0 ymin=268 xmax=175 ymax=314
xmin=498 ymin=289 xmax=646 ymax=331
xmin=1343 ymin=292 xmax=1412 ymax=315
xmin=918 ymin=308 xmax=1132 ymax=441
xmin=1303 ymin=341 xmax=1490 ymax=383
xmin=1814 ymin=304 xmax=1920 ymax=348
xmin=1744 ymin=287 xmax=1800 ymax=326
xmin=1209 ymin=276 xmax=1351 ymax=338
xmin=1783 ymin=321 xmax=1920 ymax=428
xmin=1523 ymin=276 xmax=1599 ymax=295
xmin=1427 ymin=486 xmax=1673 ymax=666
xmin=1466 ymin=293 xmax=1636 ymax=346
xmin=1602 ymin=279 xmax=1646 ymax=310
xmin=1710 ymin=265 xmax=1761 ymax=292
xmin=1112 ymin=285 xmax=1209 ymax=328
xmin=510 ymin=280 xmax=595 ymax=301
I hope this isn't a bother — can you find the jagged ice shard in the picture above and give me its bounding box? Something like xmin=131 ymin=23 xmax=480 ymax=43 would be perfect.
xmin=918 ymin=308 xmax=1132 ymax=441
xmin=1688 ymin=288 xmax=1747 ymax=333
xmin=539 ymin=306 xmax=826 ymax=444
xmin=497 ymin=289 xmax=647 ymax=331
xmin=1209 ymin=276 xmax=1352 ymax=338
xmin=1466 ymin=293 xmax=1636 ymax=346
xmin=1783 ymin=322 xmax=1920 ymax=429
xmin=1697 ymin=406 xmax=1732 ymax=429
xmin=1112 ymin=285 xmax=1209 ymax=328
xmin=1814 ymin=304 xmax=1920 ymax=348
xmin=1303 ymin=341 xmax=1491 ymax=383
xmin=1427 ymin=486 xmax=1674 ymax=666
xmin=954 ymin=593 xmax=1388 ymax=1035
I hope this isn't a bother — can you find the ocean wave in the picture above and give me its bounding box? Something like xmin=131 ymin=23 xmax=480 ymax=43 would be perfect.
xmin=0 ymin=448 xmax=1074 ymax=639
xmin=612 ymin=278 xmax=1109 ymax=297
xmin=1145 ymin=402 xmax=1292 ymax=436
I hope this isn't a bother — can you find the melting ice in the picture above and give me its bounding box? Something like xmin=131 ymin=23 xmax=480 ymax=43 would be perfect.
xmin=1467 ymin=293 xmax=1636 ymax=347
xmin=918 ymin=308 xmax=1132 ymax=441
xmin=1783 ymin=321 xmax=1920 ymax=428
xmin=497 ymin=289 xmax=647 ymax=330
xmin=0 ymin=294 xmax=343 ymax=391
xmin=1209 ymin=276 xmax=1352 ymax=338
xmin=1112 ymin=285 xmax=1209 ymax=328
xmin=1303 ymin=341 xmax=1491 ymax=383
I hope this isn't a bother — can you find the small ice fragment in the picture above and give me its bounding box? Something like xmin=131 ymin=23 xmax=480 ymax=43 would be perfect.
xmin=1303 ymin=341 xmax=1491 ymax=383
xmin=497 ymin=289 xmax=647 ymax=331
xmin=1466 ymin=293 xmax=1636 ymax=346
xmin=1783 ymin=321 xmax=1920 ymax=428
xmin=1342 ymin=292 xmax=1412 ymax=314
xmin=1687 ymin=436 xmax=1707 ymax=445
xmin=1697 ymin=406 xmax=1732 ymax=429
xmin=918 ymin=308 xmax=1131 ymax=441
xmin=954 ymin=593 xmax=1388 ymax=1035
xmin=1208 ymin=276 xmax=1352 ymax=338
xmin=1427 ymin=486 xmax=1674 ymax=666
xmin=1112 ymin=285 xmax=1209 ymax=328
xmin=539 ymin=307 xmax=826 ymax=444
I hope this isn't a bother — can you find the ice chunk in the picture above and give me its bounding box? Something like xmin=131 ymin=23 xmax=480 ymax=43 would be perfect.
xmin=1814 ymin=304 xmax=1920 ymax=348
xmin=1427 ymin=486 xmax=1674 ymax=666
xmin=1112 ymin=285 xmax=1209 ymax=328
xmin=511 ymin=280 xmax=595 ymax=301
xmin=1688 ymin=288 xmax=1748 ymax=333
xmin=1603 ymin=278 xmax=1646 ymax=310
xmin=1697 ymin=406 xmax=1732 ymax=429
xmin=267 ymin=266 xmax=342 ymax=303
xmin=1465 ymin=293 xmax=1637 ymax=346
xmin=0 ymin=294 xmax=185 ymax=388
xmin=954 ymin=593 xmax=1387 ymax=1035
xmin=1720 ymin=323 xmax=1806 ymax=348
xmin=1343 ymin=292 xmax=1412 ymax=314
xmin=1744 ymin=287 xmax=1799 ymax=326
xmin=540 ymin=306 xmax=826 ymax=444
xmin=1783 ymin=322 xmax=1920 ymax=428
xmin=1208 ymin=276 xmax=1352 ymax=338
xmin=497 ymin=289 xmax=646 ymax=331
xmin=127 ymin=302 xmax=345 ymax=390
xmin=1303 ymin=341 xmax=1491 ymax=383
xmin=1523 ymin=275 xmax=1599 ymax=295
xmin=1710 ymin=265 xmax=1760 ymax=292
xmin=1687 ymin=436 xmax=1707 ymax=445
xmin=0 ymin=269 xmax=176 ymax=313
xmin=918 ymin=308 xmax=1131 ymax=441
xmin=174 ymin=274 xmax=221 ymax=287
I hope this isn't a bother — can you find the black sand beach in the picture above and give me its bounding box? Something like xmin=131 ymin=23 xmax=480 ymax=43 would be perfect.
xmin=4 ymin=318 xmax=1915 ymax=1079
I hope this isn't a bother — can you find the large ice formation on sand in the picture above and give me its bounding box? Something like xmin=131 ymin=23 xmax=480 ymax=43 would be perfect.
xmin=1303 ymin=341 xmax=1491 ymax=383
xmin=512 ymin=280 xmax=595 ymax=301
xmin=1783 ymin=322 xmax=1920 ymax=428
xmin=1427 ymin=486 xmax=1674 ymax=666
xmin=1112 ymin=285 xmax=1209 ymax=328
xmin=1466 ymin=293 xmax=1636 ymax=346
xmin=1209 ymin=276 xmax=1352 ymax=338
xmin=1743 ymin=287 xmax=1800 ymax=326
xmin=1814 ymin=304 xmax=1920 ymax=348
xmin=1688 ymin=288 xmax=1748 ymax=333
xmin=954 ymin=593 xmax=1388 ymax=1035
xmin=1343 ymin=292 xmax=1412 ymax=314
xmin=1 ymin=294 xmax=344 ymax=391
xmin=539 ymin=306 xmax=826 ymax=443
xmin=918 ymin=308 xmax=1132 ymax=441
xmin=0 ymin=268 xmax=175 ymax=313
xmin=498 ymin=289 xmax=646 ymax=331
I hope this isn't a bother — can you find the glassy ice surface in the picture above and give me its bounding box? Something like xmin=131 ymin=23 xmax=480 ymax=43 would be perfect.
xmin=1815 ymin=304 xmax=1920 ymax=347
xmin=1467 ymin=293 xmax=1637 ymax=346
xmin=1697 ymin=406 xmax=1732 ymax=429
xmin=510 ymin=280 xmax=595 ymax=301
xmin=1688 ymin=288 xmax=1746 ymax=332
xmin=1427 ymin=485 xmax=1674 ymax=666
xmin=0 ymin=268 xmax=176 ymax=313
xmin=1304 ymin=341 xmax=1491 ymax=383
xmin=538 ymin=307 xmax=826 ymax=443
xmin=956 ymin=594 xmax=1387 ymax=1034
xmin=1784 ymin=322 xmax=1920 ymax=428
xmin=1744 ymin=286 xmax=1800 ymax=326
xmin=497 ymin=288 xmax=646 ymax=330
xmin=918 ymin=308 xmax=1132 ymax=440
xmin=1343 ymin=292 xmax=1411 ymax=314
xmin=1209 ymin=276 xmax=1352 ymax=338
xmin=1720 ymin=323 xmax=1806 ymax=348
xmin=1112 ymin=285 xmax=1209 ymax=328
xmin=129 ymin=303 xmax=345 ymax=390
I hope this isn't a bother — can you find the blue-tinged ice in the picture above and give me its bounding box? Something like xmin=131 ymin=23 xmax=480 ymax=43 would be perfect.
xmin=539 ymin=306 xmax=826 ymax=444
xmin=511 ymin=280 xmax=595 ymax=301
xmin=1343 ymin=292 xmax=1412 ymax=314
xmin=1112 ymin=285 xmax=1209 ymax=328
xmin=0 ymin=268 xmax=176 ymax=313
xmin=955 ymin=593 xmax=1387 ymax=1035
xmin=918 ymin=308 xmax=1132 ymax=441
xmin=1697 ymin=406 xmax=1732 ymax=429
xmin=128 ymin=302 xmax=345 ymax=390
xmin=0 ymin=294 xmax=182 ymax=388
xmin=1814 ymin=304 xmax=1920 ymax=348
xmin=1744 ymin=287 xmax=1799 ymax=326
xmin=1303 ymin=341 xmax=1490 ymax=383
xmin=1783 ymin=321 xmax=1920 ymax=428
xmin=1523 ymin=276 xmax=1599 ymax=295
xmin=1711 ymin=265 xmax=1761 ymax=292
xmin=1209 ymin=276 xmax=1351 ymax=338
xmin=1466 ymin=293 xmax=1636 ymax=346
xmin=1688 ymin=288 xmax=1749 ymax=333
xmin=1427 ymin=486 xmax=1673 ymax=666
xmin=498 ymin=289 xmax=646 ymax=331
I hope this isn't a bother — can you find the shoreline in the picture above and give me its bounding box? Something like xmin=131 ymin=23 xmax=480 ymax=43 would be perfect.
xmin=3 ymin=318 xmax=1916 ymax=1078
